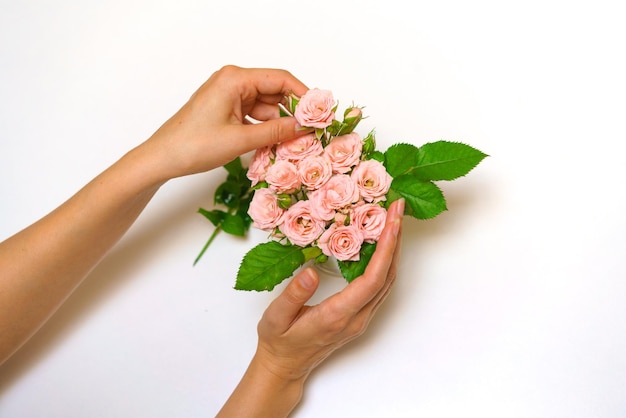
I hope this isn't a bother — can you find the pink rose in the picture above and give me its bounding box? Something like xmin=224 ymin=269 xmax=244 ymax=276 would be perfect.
xmin=323 ymin=132 xmax=363 ymax=174
xmin=297 ymin=155 xmax=332 ymax=191
xmin=308 ymin=174 xmax=360 ymax=221
xmin=247 ymin=146 xmax=274 ymax=186
xmin=350 ymin=159 xmax=393 ymax=202
xmin=265 ymin=159 xmax=300 ymax=193
xmin=317 ymin=223 xmax=364 ymax=261
xmin=280 ymin=200 xmax=326 ymax=247
xmin=248 ymin=188 xmax=286 ymax=231
xmin=352 ymin=203 xmax=387 ymax=243
xmin=294 ymin=89 xmax=335 ymax=129
xmin=275 ymin=133 xmax=323 ymax=161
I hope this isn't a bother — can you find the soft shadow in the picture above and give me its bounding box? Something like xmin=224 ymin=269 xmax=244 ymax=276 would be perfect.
xmin=0 ymin=177 xmax=215 ymax=393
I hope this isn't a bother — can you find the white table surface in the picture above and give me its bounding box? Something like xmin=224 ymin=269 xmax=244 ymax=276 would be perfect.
xmin=1 ymin=1 xmax=625 ymax=416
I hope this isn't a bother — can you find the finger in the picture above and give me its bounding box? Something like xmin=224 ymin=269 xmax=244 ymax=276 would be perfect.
xmin=263 ymin=268 xmax=319 ymax=331
xmin=333 ymin=199 xmax=405 ymax=313
xmin=247 ymin=102 xmax=281 ymax=122
xmin=366 ymin=225 xmax=403 ymax=314
xmin=241 ymin=68 xmax=309 ymax=98
xmin=255 ymin=93 xmax=289 ymax=106
xmin=230 ymin=116 xmax=313 ymax=152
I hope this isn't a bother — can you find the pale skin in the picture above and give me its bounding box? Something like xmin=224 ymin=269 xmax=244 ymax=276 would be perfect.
xmin=0 ymin=65 xmax=404 ymax=417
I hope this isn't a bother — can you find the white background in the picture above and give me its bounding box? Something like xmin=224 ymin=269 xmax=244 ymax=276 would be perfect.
xmin=1 ymin=1 xmax=625 ymax=417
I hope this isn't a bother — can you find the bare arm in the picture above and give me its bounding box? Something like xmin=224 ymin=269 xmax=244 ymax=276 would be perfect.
xmin=1 ymin=65 xmax=404 ymax=418
xmin=0 ymin=65 xmax=310 ymax=365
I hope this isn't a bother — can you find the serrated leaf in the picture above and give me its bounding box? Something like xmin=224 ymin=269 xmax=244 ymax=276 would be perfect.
xmin=198 ymin=208 xmax=226 ymax=227
xmin=389 ymin=174 xmax=447 ymax=219
xmin=235 ymin=242 xmax=305 ymax=291
xmin=413 ymin=140 xmax=488 ymax=181
xmin=383 ymin=143 xmax=420 ymax=177
xmin=338 ymin=242 xmax=377 ymax=282
xmin=221 ymin=213 xmax=246 ymax=236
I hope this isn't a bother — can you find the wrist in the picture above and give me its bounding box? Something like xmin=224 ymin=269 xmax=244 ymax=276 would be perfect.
xmin=254 ymin=343 xmax=312 ymax=383
xmin=118 ymin=139 xmax=174 ymax=190
xmin=217 ymin=349 xmax=307 ymax=418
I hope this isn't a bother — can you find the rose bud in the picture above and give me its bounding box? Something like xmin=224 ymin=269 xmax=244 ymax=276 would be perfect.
xmin=340 ymin=106 xmax=363 ymax=134
xmin=276 ymin=193 xmax=293 ymax=210
xmin=362 ymin=130 xmax=377 ymax=157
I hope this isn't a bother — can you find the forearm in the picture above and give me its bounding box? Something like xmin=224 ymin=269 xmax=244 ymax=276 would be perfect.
xmin=217 ymin=350 xmax=307 ymax=418
xmin=0 ymin=142 xmax=167 ymax=365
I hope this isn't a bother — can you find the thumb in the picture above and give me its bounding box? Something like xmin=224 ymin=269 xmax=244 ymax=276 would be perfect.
xmin=235 ymin=117 xmax=311 ymax=151
xmin=265 ymin=268 xmax=319 ymax=329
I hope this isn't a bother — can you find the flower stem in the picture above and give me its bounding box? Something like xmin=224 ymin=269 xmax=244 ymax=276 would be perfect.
xmin=193 ymin=224 xmax=222 ymax=266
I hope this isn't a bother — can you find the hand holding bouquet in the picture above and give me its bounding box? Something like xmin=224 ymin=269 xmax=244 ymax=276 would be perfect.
xmin=196 ymin=89 xmax=487 ymax=291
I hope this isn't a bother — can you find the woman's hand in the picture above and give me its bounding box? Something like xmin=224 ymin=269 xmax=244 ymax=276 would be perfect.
xmin=257 ymin=198 xmax=404 ymax=380
xmin=217 ymin=199 xmax=404 ymax=417
xmin=0 ymin=66 xmax=310 ymax=366
xmin=141 ymin=65 xmax=311 ymax=181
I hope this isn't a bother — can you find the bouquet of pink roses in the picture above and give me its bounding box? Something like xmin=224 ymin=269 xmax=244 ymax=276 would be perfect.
xmin=195 ymin=89 xmax=487 ymax=291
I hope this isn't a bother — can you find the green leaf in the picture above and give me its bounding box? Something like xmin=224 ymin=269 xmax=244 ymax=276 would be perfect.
xmin=235 ymin=242 xmax=305 ymax=291
xmin=221 ymin=213 xmax=246 ymax=237
xmin=388 ymin=174 xmax=447 ymax=219
xmin=326 ymin=119 xmax=346 ymax=136
xmin=252 ymin=181 xmax=268 ymax=190
xmin=198 ymin=208 xmax=226 ymax=227
xmin=223 ymin=157 xmax=244 ymax=179
xmin=236 ymin=193 xmax=254 ymax=229
xmin=383 ymin=143 xmax=420 ymax=177
xmin=368 ymin=150 xmax=385 ymax=163
xmin=302 ymin=246 xmax=323 ymax=262
xmin=413 ymin=141 xmax=488 ymax=181
xmin=214 ymin=181 xmax=243 ymax=209
xmin=337 ymin=242 xmax=377 ymax=282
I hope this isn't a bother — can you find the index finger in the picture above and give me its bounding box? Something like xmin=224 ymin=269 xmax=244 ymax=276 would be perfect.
xmin=239 ymin=67 xmax=310 ymax=99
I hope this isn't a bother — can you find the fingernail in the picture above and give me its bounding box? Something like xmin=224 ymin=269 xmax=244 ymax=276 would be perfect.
xmin=395 ymin=198 xmax=405 ymax=218
xmin=298 ymin=268 xmax=316 ymax=289
xmin=391 ymin=199 xmax=404 ymax=237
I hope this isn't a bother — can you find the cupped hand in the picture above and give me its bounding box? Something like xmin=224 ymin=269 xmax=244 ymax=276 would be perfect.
xmin=255 ymin=198 xmax=405 ymax=381
xmin=143 ymin=65 xmax=311 ymax=181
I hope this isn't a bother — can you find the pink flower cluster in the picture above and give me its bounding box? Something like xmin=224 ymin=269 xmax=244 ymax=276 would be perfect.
xmin=246 ymin=89 xmax=393 ymax=262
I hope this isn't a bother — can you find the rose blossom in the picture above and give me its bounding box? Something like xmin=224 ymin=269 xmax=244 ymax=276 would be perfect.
xmin=308 ymin=174 xmax=360 ymax=221
xmin=317 ymin=223 xmax=364 ymax=261
xmin=247 ymin=188 xmax=286 ymax=231
xmin=350 ymin=159 xmax=393 ymax=202
xmin=247 ymin=146 xmax=274 ymax=186
xmin=297 ymin=155 xmax=332 ymax=190
xmin=294 ymin=89 xmax=335 ymax=129
xmin=352 ymin=203 xmax=387 ymax=243
xmin=323 ymin=132 xmax=363 ymax=174
xmin=280 ymin=200 xmax=326 ymax=247
xmin=275 ymin=133 xmax=323 ymax=161
xmin=265 ymin=159 xmax=300 ymax=193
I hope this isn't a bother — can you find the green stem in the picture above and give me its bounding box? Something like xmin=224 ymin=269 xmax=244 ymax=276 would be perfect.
xmin=193 ymin=223 xmax=222 ymax=266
